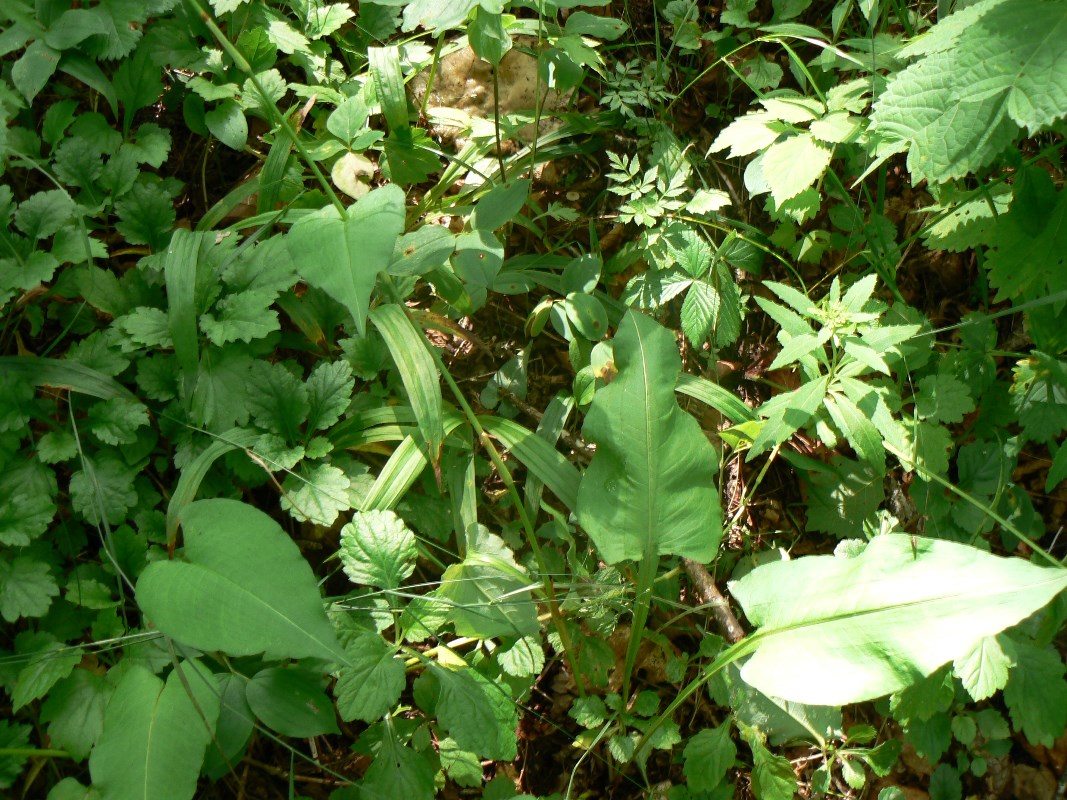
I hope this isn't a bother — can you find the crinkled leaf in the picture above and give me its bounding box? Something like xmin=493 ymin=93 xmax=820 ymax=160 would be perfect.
xmin=339 ymin=509 xmax=417 ymax=589
xmin=334 ymin=633 xmax=405 ymax=722
xmin=1003 ymin=635 xmax=1067 ymax=746
xmin=40 ymin=668 xmax=114 ymax=761
xmin=70 ymin=455 xmax=138 ymax=526
xmin=281 ymin=462 xmax=351 ymax=526
xmin=247 ymin=360 xmax=309 ymax=439
xmin=0 ymin=557 xmax=59 ymax=622
xmin=114 ymin=181 xmax=175 ymax=251
xmin=14 ymin=190 xmax=74 ymax=240
xmin=87 ymin=397 xmax=149 ymax=445
xmin=200 ymin=290 xmax=280 ymax=345
xmin=871 ymin=0 xmax=1067 ymax=184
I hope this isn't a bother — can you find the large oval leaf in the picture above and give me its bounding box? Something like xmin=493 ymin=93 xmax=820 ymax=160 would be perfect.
xmin=576 ymin=311 xmax=723 ymax=564
xmin=731 ymin=534 xmax=1067 ymax=705
xmin=89 ymin=661 xmax=219 ymax=800
xmin=136 ymin=499 xmax=346 ymax=664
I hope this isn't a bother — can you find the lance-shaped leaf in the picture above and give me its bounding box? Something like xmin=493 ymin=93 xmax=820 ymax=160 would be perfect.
xmin=576 ymin=311 xmax=723 ymax=564
xmin=137 ymin=499 xmax=346 ymax=664
xmin=730 ymin=534 xmax=1067 ymax=706
xmin=287 ymin=185 xmax=405 ymax=334
xmin=370 ymin=304 xmax=444 ymax=467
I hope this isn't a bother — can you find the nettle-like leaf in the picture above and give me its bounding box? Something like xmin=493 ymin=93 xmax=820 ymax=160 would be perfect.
xmin=730 ymin=535 xmax=1067 ymax=705
xmin=420 ymin=663 xmax=519 ymax=761
xmin=339 ymin=509 xmax=417 ymax=589
xmin=985 ymin=187 xmax=1067 ymax=303
xmin=287 ymin=184 xmax=405 ymax=334
xmin=136 ymin=499 xmax=346 ymax=663
xmin=334 ymin=632 xmax=406 ymax=722
xmin=281 ymin=462 xmax=351 ymax=526
xmin=1002 ymin=634 xmax=1067 ymax=746
xmin=576 ymin=311 xmax=723 ymax=564
xmin=871 ymin=0 xmax=1067 ymax=184
xmin=0 ymin=556 xmax=59 ymax=622
xmin=1011 ymin=353 xmax=1067 ymax=444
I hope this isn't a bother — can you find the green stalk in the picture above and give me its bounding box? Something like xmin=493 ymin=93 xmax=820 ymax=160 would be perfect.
xmin=183 ymin=0 xmax=347 ymax=217
xmin=410 ymin=310 xmax=586 ymax=694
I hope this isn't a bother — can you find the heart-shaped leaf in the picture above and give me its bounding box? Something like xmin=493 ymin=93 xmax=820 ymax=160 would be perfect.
xmin=286 ymin=185 xmax=405 ymax=334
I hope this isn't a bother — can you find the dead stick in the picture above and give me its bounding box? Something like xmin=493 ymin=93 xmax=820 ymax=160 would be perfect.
xmin=682 ymin=558 xmax=746 ymax=643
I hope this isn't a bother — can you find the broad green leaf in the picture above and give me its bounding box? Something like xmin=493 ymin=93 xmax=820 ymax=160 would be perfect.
xmin=953 ymin=635 xmax=1013 ymax=702
xmin=468 ymin=8 xmax=511 ymax=64
xmin=12 ymin=636 xmax=82 ymax=710
xmin=334 ymin=633 xmax=406 ymax=722
xmin=424 ymin=663 xmax=518 ymax=760
xmin=683 ymin=725 xmax=736 ymax=793
xmin=202 ymin=674 xmax=253 ymax=780
xmin=471 ymin=180 xmax=530 ymax=232
xmin=452 ymin=229 xmax=504 ymax=310
xmin=205 ymin=99 xmax=247 ymax=150
xmin=730 ymin=535 xmax=1067 ymax=705
xmin=362 ymin=721 xmax=435 ymax=800
xmin=370 ymin=304 xmax=444 ymax=465
xmin=760 ymin=133 xmax=833 ymax=206
xmin=246 ymin=667 xmax=339 ymax=737
xmin=136 ymin=499 xmax=346 ymax=663
xmin=871 ymin=0 xmax=1067 ymax=184
xmin=985 ymin=188 xmax=1067 ymax=304
xmin=1002 ymin=635 xmax=1067 ymax=746
xmin=40 ymin=668 xmax=114 ymax=761
xmin=12 ymin=40 xmax=59 ymax=103
xmin=748 ymin=735 xmax=797 ymax=800
xmin=287 ymin=185 xmax=405 ymax=334
xmin=439 ymin=527 xmax=538 ymax=639
xmin=0 ymin=556 xmax=59 ymax=622
xmin=576 ymin=311 xmax=723 ymax=564
xmin=89 ymin=661 xmax=219 ymax=800
xmin=339 ymin=509 xmax=417 ymax=589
